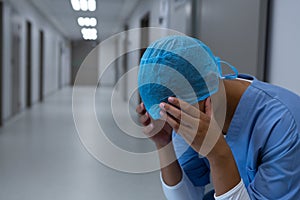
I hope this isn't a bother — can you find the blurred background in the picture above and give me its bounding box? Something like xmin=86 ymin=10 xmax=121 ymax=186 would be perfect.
xmin=0 ymin=0 xmax=299 ymax=199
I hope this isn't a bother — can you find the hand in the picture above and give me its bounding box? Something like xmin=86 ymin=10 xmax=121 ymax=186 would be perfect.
xmin=160 ymin=97 xmax=241 ymax=196
xmin=136 ymin=103 xmax=173 ymax=148
xmin=159 ymin=97 xmax=222 ymax=156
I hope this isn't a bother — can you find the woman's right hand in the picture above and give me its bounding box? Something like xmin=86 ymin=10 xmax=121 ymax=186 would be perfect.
xmin=136 ymin=103 xmax=173 ymax=148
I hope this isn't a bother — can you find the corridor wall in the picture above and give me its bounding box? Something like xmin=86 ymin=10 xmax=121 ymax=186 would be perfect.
xmin=1 ymin=0 xmax=71 ymax=122
xmin=194 ymin=0 xmax=268 ymax=80
xmin=267 ymin=0 xmax=300 ymax=95
xmin=99 ymin=38 xmax=117 ymax=87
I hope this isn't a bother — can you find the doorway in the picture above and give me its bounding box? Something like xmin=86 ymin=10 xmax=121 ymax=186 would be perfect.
xmin=11 ymin=16 xmax=21 ymax=115
xmin=140 ymin=12 xmax=150 ymax=61
xmin=122 ymin=25 xmax=129 ymax=101
xmin=58 ymin=43 xmax=63 ymax=89
xmin=0 ymin=2 xmax=3 ymax=126
xmin=26 ymin=21 xmax=32 ymax=108
xmin=39 ymin=30 xmax=44 ymax=102
xmin=138 ymin=12 xmax=150 ymax=104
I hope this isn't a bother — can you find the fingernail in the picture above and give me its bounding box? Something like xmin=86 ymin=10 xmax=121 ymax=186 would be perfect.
xmin=159 ymin=103 xmax=165 ymax=109
xmin=168 ymin=97 xmax=175 ymax=102
xmin=160 ymin=111 xmax=166 ymax=120
xmin=160 ymin=111 xmax=164 ymax=116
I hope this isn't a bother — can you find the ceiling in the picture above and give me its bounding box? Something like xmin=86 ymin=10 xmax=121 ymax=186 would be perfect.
xmin=28 ymin=0 xmax=139 ymax=41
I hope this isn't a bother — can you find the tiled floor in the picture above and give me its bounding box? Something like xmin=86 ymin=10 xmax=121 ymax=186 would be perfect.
xmin=0 ymin=87 xmax=166 ymax=200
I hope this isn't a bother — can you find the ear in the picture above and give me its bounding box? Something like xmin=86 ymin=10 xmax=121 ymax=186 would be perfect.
xmin=204 ymin=97 xmax=212 ymax=116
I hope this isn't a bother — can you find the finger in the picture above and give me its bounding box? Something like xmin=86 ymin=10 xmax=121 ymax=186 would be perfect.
xmin=136 ymin=102 xmax=146 ymax=115
xmin=160 ymin=111 xmax=190 ymax=134
xmin=143 ymin=123 xmax=154 ymax=135
xmin=160 ymin=102 xmax=196 ymax=126
xmin=168 ymin=97 xmax=200 ymax=118
xmin=143 ymin=121 xmax=166 ymax=138
xmin=204 ymin=97 xmax=212 ymax=116
xmin=140 ymin=112 xmax=151 ymax=126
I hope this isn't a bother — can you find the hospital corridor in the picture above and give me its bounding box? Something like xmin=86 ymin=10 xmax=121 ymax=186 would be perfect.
xmin=0 ymin=87 xmax=165 ymax=199
xmin=1 ymin=0 xmax=300 ymax=200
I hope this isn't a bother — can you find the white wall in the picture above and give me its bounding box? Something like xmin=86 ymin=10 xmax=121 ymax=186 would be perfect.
xmin=77 ymin=46 xmax=99 ymax=86
xmin=267 ymin=0 xmax=300 ymax=95
xmin=61 ymin=43 xmax=71 ymax=87
xmin=31 ymin=23 xmax=40 ymax=102
xmin=1 ymin=0 xmax=71 ymax=121
xmin=99 ymin=38 xmax=117 ymax=86
xmin=195 ymin=0 xmax=267 ymax=80
xmin=116 ymin=33 xmax=127 ymax=100
xmin=73 ymin=39 xmax=117 ymax=87
xmin=71 ymin=41 xmax=98 ymax=86
xmin=168 ymin=0 xmax=193 ymax=35
xmin=2 ymin=2 xmax=12 ymax=119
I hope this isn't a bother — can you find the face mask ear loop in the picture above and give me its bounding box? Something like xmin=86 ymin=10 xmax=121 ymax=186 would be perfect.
xmin=219 ymin=60 xmax=238 ymax=79
xmin=214 ymin=57 xmax=225 ymax=79
xmin=214 ymin=56 xmax=238 ymax=80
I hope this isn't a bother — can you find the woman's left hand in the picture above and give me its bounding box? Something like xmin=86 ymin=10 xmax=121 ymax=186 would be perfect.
xmin=159 ymin=97 xmax=222 ymax=156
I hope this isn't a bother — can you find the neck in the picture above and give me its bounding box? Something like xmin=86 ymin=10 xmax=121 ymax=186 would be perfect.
xmin=214 ymin=79 xmax=251 ymax=134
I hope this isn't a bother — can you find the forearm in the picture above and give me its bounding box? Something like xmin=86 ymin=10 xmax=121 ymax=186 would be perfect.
xmin=206 ymin=136 xmax=241 ymax=196
xmin=156 ymin=143 xmax=182 ymax=186
xmin=157 ymin=143 xmax=205 ymax=200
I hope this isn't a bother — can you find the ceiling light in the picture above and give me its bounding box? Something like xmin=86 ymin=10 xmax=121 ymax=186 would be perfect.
xmin=88 ymin=0 xmax=96 ymax=11
xmin=90 ymin=18 xmax=97 ymax=26
xmin=71 ymin=0 xmax=96 ymax=11
xmin=77 ymin=17 xmax=97 ymax=27
xmin=71 ymin=0 xmax=80 ymax=11
xmin=77 ymin=17 xmax=85 ymax=26
xmin=80 ymin=0 xmax=88 ymax=11
xmin=81 ymin=28 xmax=98 ymax=40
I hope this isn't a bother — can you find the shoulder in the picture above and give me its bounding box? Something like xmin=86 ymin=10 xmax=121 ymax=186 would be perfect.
xmin=240 ymin=80 xmax=300 ymax=157
xmin=250 ymin=80 xmax=300 ymax=127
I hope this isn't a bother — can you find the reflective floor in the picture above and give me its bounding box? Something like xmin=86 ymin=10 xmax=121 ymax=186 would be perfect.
xmin=0 ymin=87 xmax=166 ymax=200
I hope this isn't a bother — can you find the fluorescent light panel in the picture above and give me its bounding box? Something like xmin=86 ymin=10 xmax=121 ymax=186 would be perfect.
xmin=81 ymin=28 xmax=98 ymax=40
xmin=71 ymin=0 xmax=80 ymax=11
xmin=78 ymin=17 xmax=97 ymax=27
xmin=88 ymin=0 xmax=96 ymax=11
xmin=71 ymin=0 xmax=96 ymax=11
xmin=80 ymin=0 xmax=88 ymax=11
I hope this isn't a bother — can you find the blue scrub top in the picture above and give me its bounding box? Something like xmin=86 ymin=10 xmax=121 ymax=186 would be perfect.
xmin=173 ymin=74 xmax=300 ymax=199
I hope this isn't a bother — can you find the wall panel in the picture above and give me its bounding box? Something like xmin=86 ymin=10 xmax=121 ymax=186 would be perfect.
xmin=267 ymin=0 xmax=300 ymax=95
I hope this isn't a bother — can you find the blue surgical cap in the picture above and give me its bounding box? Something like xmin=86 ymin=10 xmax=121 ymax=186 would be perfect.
xmin=138 ymin=35 xmax=238 ymax=120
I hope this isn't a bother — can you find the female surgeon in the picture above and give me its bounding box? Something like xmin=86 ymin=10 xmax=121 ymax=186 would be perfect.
xmin=136 ymin=35 xmax=300 ymax=199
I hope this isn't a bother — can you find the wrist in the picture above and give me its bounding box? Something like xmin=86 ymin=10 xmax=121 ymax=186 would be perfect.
xmin=205 ymin=137 xmax=241 ymax=196
xmin=156 ymin=141 xmax=178 ymax=170
xmin=206 ymin=136 xmax=231 ymax=163
xmin=155 ymin=140 xmax=172 ymax=149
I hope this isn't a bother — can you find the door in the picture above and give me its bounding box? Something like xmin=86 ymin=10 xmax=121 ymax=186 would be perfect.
xmin=26 ymin=21 xmax=32 ymax=108
xmin=139 ymin=13 xmax=149 ymax=61
xmin=58 ymin=43 xmax=63 ymax=89
xmin=0 ymin=2 xmax=3 ymax=126
xmin=11 ymin=17 xmax=21 ymax=115
xmin=138 ymin=13 xmax=150 ymax=104
xmin=122 ymin=25 xmax=129 ymax=101
xmin=194 ymin=0 xmax=268 ymax=80
xmin=39 ymin=30 xmax=44 ymax=101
